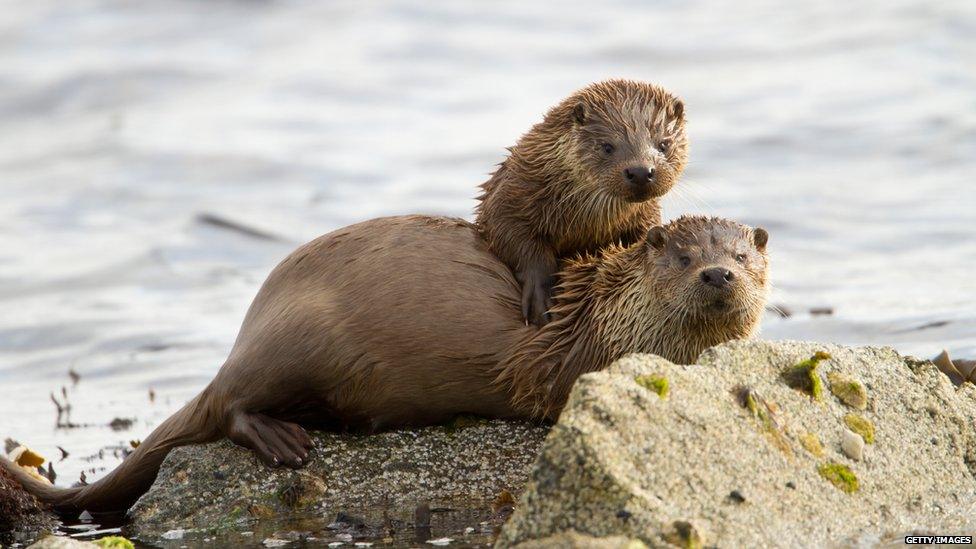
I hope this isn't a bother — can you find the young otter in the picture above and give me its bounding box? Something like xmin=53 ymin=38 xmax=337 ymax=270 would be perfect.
xmin=0 ymin=215 xmax=767 ymax=515
xmin=476 ymin=79 xmax=689 ymax=326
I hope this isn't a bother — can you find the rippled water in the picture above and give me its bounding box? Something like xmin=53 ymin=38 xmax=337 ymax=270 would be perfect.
xmin=1 ymin=0 xmax=974 ymax=530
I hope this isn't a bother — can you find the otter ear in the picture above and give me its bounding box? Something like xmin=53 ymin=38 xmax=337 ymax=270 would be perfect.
xmin=671 ymin=99 xmax=684 ymax=122
xmin=646 ymin=226 xmax=668 ymax=250
xmin=753 ymin=227 xmax=769 ymax=252
xmin=572 ymin=102 xmax=587 ymax=125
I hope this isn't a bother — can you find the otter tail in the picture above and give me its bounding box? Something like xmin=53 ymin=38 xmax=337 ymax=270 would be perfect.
xmin=1 ymin=387 xmax=222 ymax=515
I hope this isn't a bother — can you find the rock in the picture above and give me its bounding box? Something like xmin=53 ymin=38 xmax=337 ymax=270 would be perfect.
xmin=827 ymin=372 xmax=868 ymax=409
xmin=0 ymin=465 xmax=58 ymax=545
xmin=128 ymin=419 xmax=548 ymax=542
xmin=841 ymin=429 xmax=865 ymax=461
xmin=496 ymin=341 xmax=976 ymax=547
xmin=513 ymin=531 xmax=647 ymax=548
xmin=26 ymin=537 xmax=98 ymax=548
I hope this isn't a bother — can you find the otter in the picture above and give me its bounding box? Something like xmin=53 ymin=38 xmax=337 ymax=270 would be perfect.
xmin=0 ymin=215 xmax=767 ymax=515
xmin=476 ymin=79 xmax=689 ymax=326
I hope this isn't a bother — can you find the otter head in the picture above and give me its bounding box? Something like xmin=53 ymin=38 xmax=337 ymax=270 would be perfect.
xmin=564 ymin=80 xmax=688 ymax=203
xmin=646 ymin=216 xmax=769 ymax=333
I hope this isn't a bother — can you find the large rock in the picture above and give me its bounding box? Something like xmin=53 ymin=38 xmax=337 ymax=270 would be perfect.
xmin=498 ymin=341 xmax=976 ymax=547
xmin=26 ymin=537 xmax=99 ymax=548
xmin=513 ymin=531 xmax=647 ymax=548
xmin=128 ymin=419 xmax=548 ymax=544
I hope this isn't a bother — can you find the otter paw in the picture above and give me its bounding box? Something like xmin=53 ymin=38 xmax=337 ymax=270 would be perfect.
xmin=226 ymin=412 xmax=313 ymax=469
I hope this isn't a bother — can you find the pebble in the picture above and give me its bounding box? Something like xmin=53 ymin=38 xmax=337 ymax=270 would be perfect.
xmin=428 ymin=538 xmax=454 ymax=546
xmin=841 ymin=429 xmax=865 ymax=461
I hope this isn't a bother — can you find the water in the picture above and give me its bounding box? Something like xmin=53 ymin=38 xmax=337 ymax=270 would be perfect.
xmin=0 ymin=0 xmax=974 ymax=535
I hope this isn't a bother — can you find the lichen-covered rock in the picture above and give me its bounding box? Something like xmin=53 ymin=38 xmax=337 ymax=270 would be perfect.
xmin=828 ymin=371 xmax=869 ymax=410
xmin=496 ymin=341 xmax=976 ymax=548
xmin=128 ymin=419 xmax=548 ymax=543
xmin=26 ymin=536 xmax=98 ymax=548
xmin=513 ymin=531 xmax=647 ymax=548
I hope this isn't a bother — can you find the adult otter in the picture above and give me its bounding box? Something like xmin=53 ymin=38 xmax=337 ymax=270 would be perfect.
xmin=476 ymin=79 xmax=689 ymax=325
xmin=0 ymin=215 xmax=767 ymax=515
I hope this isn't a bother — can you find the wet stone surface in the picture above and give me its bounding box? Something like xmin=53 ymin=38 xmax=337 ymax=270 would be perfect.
xmin=126 ymin=419 xmax=549 ymax=547
xmin=0 ymin=466 xmax=59 ymax=546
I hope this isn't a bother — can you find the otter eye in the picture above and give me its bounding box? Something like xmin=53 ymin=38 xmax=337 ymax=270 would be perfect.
xmin=735 ymin=253 xmax=748 ymax=263
xmin=679 ymin=256 xmax=691 ymax=268
xmin=601 ymin=143 xmax=615 ymax=155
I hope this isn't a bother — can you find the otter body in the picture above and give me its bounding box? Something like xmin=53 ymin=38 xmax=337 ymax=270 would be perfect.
xmin=477 ymin=79 xmax=689 ymax=325
xmin=214 ymin=216 xmax=527 ymax=431
xmin=1 ymin=215 xmax=767 ymax=515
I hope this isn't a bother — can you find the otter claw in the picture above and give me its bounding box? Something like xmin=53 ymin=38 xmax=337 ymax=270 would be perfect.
xmin=227 ymin=411 xmax=312 ymax=470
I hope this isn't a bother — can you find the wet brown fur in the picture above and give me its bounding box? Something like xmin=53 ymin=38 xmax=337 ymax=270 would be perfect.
xmin=476 ymin=79 xmax=689 ymax=323
xmin=496 ymin=215 xmax=770 ymax=418
xmin=0 ymin=215 xmax=765 ymax=516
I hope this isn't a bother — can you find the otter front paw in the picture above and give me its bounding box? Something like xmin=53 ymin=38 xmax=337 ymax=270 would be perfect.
xmin=519 ymin=270 xmax=555 ymax=327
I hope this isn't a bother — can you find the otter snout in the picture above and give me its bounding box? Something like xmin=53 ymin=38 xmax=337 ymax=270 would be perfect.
xmin=624 ymin=166 xmax=654 ymax=185
xmin=622 ymin=165 xmax=658 ymax=201
xmin=700 ymin=267 xmax=735 ymax=289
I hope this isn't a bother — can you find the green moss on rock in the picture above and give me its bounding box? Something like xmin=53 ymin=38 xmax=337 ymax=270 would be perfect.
xmin=635 ymin=375 xmax=669 ymax=398
xmin=783 ymin=351 xmax=831 ymax=401
xmin=843 ymin=414 xmax=875 ymax=444
xmin=94 ymin=536 xmax=135 ymax=549
xmin=827 ymin=372 xmax=868 ymax=409
xmin=799 ymin=432 xmax=825 ymax=458
xmin=818 ymin=463 xmax=859 ymax=493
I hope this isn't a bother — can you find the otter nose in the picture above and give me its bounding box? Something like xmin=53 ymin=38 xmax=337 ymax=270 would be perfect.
xmin=624 ymin=166 xmax=654 ymax=185
xmin=701 ymin=267 xmax=734 ymax=288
